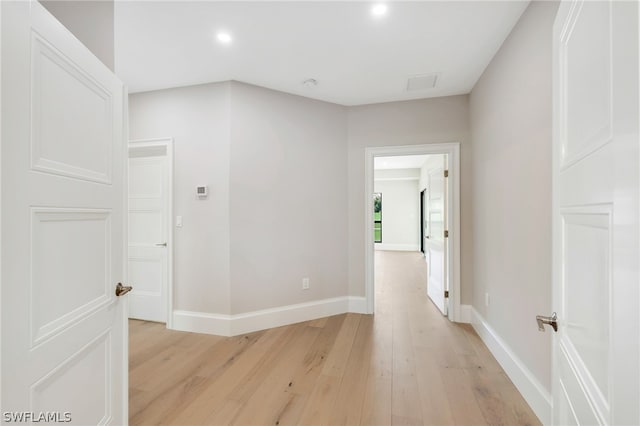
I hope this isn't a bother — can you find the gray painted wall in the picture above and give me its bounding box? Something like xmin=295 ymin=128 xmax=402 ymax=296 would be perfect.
xmin=40 ymin=0 xmax=114 ymax=71
xmin=469 ymin=0 xmax=559 ymax=392
xmin=129 ymin=82 xmax=232 ymax=315
xmin=347 ymin=96 xmax=473 ymax=304
xmin=129 ymin=81 xmax=348 ymax=315
xmin=228 ymin=82 xmax=349 ymax=313
xmin=129 ymin=86 xmax=471 ymax=310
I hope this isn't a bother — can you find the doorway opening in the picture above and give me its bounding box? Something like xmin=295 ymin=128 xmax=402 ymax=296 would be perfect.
xmin=127 ymin=138 xmax=174 ymax=326
xmin=364 ymin=143 xmax=461 ymax=321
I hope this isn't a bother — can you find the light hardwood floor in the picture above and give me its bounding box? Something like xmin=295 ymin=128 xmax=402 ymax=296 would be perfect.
xmin=129 ymin=251 xmax=540 ymax=426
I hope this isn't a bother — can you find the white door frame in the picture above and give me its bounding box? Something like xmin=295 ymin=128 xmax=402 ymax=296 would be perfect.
xmin=364 ymin=142 xmax=461 ymax=321
xmin=121 ymin=86 xmax=130 ymax=423
xmin=0 ymin=1 xmax=4 ymax=408
xmin=128 ymin=137 xmax=174 ymax=328
xmin=0 ymin=0 xmax=4 ymax=409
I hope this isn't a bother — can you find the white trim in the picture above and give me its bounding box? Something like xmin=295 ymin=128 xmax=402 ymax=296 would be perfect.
xmin=173 ymin=296 xmax=367 ymax=337
xmin=121 ymin=85 xmax=129 ymax=423
xmin=128 ymin=137 xmax=175 ymax=329
xmin=365 ymin=143 xmax=461 ymax=321
xmin=348 ymin=296 xmax=367 ymax=314
xmin=459 ymin=304 xmax=472 ymax=323
xmin=471 ymin=307 xmax=551 ymax=425
xmin=0 ymin=1 xmax=3 ymax=409
xmin=374 ymin=244 xmax=420 ymax=252
xmin=172 ymin=310 xmax=231 ymax=336
xmin=373 ymin=176 xmax=420 ymax=182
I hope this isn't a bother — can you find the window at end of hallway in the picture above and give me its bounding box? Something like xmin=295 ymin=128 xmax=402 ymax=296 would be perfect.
xmin=374 ymin=193 xmax=382 ymax=243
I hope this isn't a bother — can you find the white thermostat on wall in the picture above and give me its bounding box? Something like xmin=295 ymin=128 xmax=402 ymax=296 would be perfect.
xmin=196 ymin=185 xmax=208 ymax=198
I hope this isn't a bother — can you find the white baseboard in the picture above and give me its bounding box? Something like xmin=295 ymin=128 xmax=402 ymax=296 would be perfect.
xmin=348 ymin=296 xmax=367 ymax=314
xmin=172 ymin=296 xmax=369 ymax=337
xmin=374 ymin=243 xmax=420 ymax=251
xmin=471 ymin=307 xmax=551 ymax=425
xmin=172 ymin=310 xmax=231 ymax=336
xmin=458 ymin=304 xmax=472 ymax=323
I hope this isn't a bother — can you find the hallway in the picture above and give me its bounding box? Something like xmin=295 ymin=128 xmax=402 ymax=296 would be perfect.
xmin=129 ymin=251 xmax=539 ymax=425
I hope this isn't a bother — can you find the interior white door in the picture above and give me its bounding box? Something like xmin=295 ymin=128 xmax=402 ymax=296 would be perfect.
xmin=552 ymin=1 xmax=639 ymax=424
xmin=426 ymin=156 xmax=448 ymax=315
xmin=128 ymin=150 xmax=169 ymax=323
xmin=1 ymin=2 xmax=128 ymax=424
xmin=421 ymin=189 xmax=427 ymax=254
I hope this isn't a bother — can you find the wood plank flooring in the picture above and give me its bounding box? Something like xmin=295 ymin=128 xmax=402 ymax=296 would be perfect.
xmin=129 ymin=251 xmax=540 ymax=425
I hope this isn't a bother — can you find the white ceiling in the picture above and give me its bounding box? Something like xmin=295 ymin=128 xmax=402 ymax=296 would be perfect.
xmin=114 ymin=1 xmax=529 ymax=106
xmin=374 ymin=155 xmax=430 ymax=170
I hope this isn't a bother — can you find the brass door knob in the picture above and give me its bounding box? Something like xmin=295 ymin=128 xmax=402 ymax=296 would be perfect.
xmin=115 ymin=282 xmax=133 ymax=297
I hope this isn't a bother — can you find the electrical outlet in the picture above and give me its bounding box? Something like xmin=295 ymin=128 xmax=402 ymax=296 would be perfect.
xmin=302 ymin=278 xmax=310 ymax=290
xmin=485 ymin=292 xmax=490 ymax=307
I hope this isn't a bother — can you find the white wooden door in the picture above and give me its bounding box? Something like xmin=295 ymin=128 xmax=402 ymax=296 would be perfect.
xmin=128 ymin=149 xmax=169 ymax=323
xmin=426 ymin=156 xmax=448 ymax=315
xmin=552 ymin=1 xmax=639 ymax=424
xmin=421 ymin=189 xmax=427 ymax=254
xmin=1 ymin=2 xmax=128 ymax=424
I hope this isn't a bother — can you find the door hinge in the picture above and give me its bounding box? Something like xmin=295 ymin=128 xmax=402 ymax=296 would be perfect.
xmin=444 ymin=290 xmax=449 ymax=298
xmin=444 ymin=170 xmax=449 ymax=178
xmin=444 ymin=230 xmax=449 ymax=238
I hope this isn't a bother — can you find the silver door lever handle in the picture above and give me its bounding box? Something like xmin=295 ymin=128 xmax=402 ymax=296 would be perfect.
xmin=536 ymin=312 xmax=558 ymax=332
xmin=156 ymin=242 xmax=167 ymax=247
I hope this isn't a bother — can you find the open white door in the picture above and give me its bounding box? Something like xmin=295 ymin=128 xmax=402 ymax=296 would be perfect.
xmin=426 ymin=155 xmax=448 ymax=315
xmin=128 ymin=141 xmax=171 ymax=323
xmin=1 ymin=1 xmax=128 ymax=424
xmin=551 ymin=1 xmax=639 ymax=424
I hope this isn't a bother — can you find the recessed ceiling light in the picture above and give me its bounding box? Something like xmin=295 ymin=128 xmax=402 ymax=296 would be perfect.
xmin=371 ymin=3 xmax=388 ymax=17
xmin=216 ymin=32 xmax=232 ymax=44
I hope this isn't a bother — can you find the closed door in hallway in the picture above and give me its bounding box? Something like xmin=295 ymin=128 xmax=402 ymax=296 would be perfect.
xmin=128 ymin=141 xmax=172 ymax=323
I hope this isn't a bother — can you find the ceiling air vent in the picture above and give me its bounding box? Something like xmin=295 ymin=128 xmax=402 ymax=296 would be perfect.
xmin=406 ymin=73 xmax=439 ymax=91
